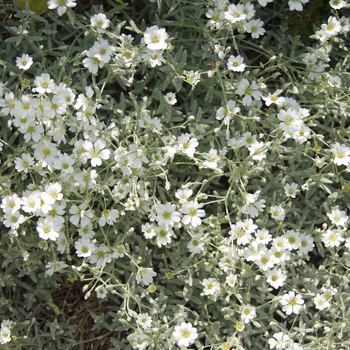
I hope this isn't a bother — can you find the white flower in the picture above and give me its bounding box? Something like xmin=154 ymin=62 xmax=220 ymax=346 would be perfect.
xmin=155 ymin=225 xmax=174 ymax=246
xmin=328 ymin=75 xmax=342 ymax=87
xmin=48 ymin=0 xmax=77 ymax=16
xmin=219 ymin=251 xmax=237 ymax=272
xmin=1 ymin=194 xmax=21 ymax=215
xmin=225 ymin=274 xmax=237 ymax=287
xmin=258 ymin=0 xmax=273 ymax=6
xmin=284 ymin=183 xmax=300 ymax=198
xmin=339 ymin=16 xmax=350 ymax=33
xmin=321 ymin=16 xmax=342 ymax=37
xmin=92 ymin=39 xmax=115 ymax=63
xmin=33 ymin=73 xmax=55 ymax=94
xmin=330 ymin=142 xmax=350 ymax=166
xmin=202 ymin=149 xmax=222 ymax=169
xmin=33 ymin=140 xmax=59 ymax=168
xmin=280 ymin=291 xmax=304 ymax=315
xmin=240 ymin=190 xmax=266 ymax=218
xmin=288 ymin=0 xmax=309 ymax=11
xmin=127 ymin=331 xmax=150 ymax=349
xmin=214 ymin=44 xmax=226 ymax=59
xmin=142 ymin=48 xmax=165 ymax=67
xmin=314 ymin=156 xmax=326 ymax=168
xmin=136 ymin=267 xmax=157 ymax=286
xmin=90 ymin=13 xmax=110 ymax=33
xmin=310 ymin=29 xmax=330 ymax=42
xmin=298 ymin=234 xmax=314 ymax=254
xmin=228 ymin=136 xmax=243 ymax=150
xmin=21 ymin=192 xmax=41 ymax=214
xmin=136 ymin=313 xmax=153 ymax=330
xmin=177 ymin=133 xmax=199 ymax=158
xmin=74 ymin=168 xmax=98 ymax=189
xmin=175 ymin=188 xmax=193 ymax=204
xmin=88 ymin=245 xmax=111 ymax=268
xmin=243 ymin=2 xmax=256 ymax=20
xmin=246 ymin=19 xmax=265 ymax=38
xmin=0 ymin=92 xmax=15 ymax=116
xmin=202 ymin=278 xmax=220 ymax=296
xmin=46 ymin=261 xmax=69 ymax=276
xmin=327 ymin=207 xmax=348 ymax=227
xmin=83 ymin=139 xmax=110 ymax=167
xmin=1 ymin=320 xmax=13 ymax=330
xmin=16 ymin=53 xmax=33 ymax=70
xmin=329 ymin=0 xmax=347 ymax=9
xmin=0 ymin=326 xmax=11 ymax=345
xmin=322 ymin=229 xmax=344 ymax=248
xmin=224 ymin=4 xmax=246 ymax=23
xmin=322 ymin=287 xmax=337 ymax=302
xmin=56 ymin=232 xmax=69 ymax=254
xmin=313 ymin=293 xmax=330 ymax=310
xmin=271 ymin=245 xmax=290 ymax=265
xmin=180 ymin=200 xmax=205 ymax=228
xmin=227 ymin=55 xmax=246 ymax=72
xmin=244 ymin=241 xmax=267 ymax=262
xmin=248 ymin=141 xmax=267 ymax=161
xmin=256 ymin=250 xmax=275 ymax=271
xmin=173 ymin=322 xmax=198 ymax=348
xmin=36 ymin=217 xmax=60 ymax=241
xmin=143 ymin=25 xmax=168 ymax=50
xmin=95 ymin=285 xmax=108 ymax=299
xmin=155 ymin=202 xmax=181 ymax=227
xmin=13 ymin=96 xmax=36 ymax=123
xmin=236 ymin=78 xmax=262 ymax=106
xmin=187 ymin=237 xmax=205 ymax=254
xmin=53 ymin=153 xmax=75 ymax=174
xmin=141 ymin=222 xmax=157 ymax=239
xmin=345 ymin=237 xmax=350 ymax=249
xmin=43 ymin=182 xmax=63 ymax=204
xmin=229 ymin=221 xmax=252 ymax=245
xmin=111 ymin=245 xmax=126 ymax=259
xmin=284 ymin=230 xmax=301 ymax=251
xmin=69 ymin=203 xmax=94 ymax=227
xmin=190 ymin=123 xmax=206 ymax=139
xmin=265 ymin=268 xmax=287 ymax=289
xmin=241 ymin=132 xmax=257 ymax=146
xmin=83 ymin=48 xmax=105 ymax=74
xmin=270 ymin=205 xmax=285 ymax=221
xmin=99 ymin=208 xmax=120 ymax=226
xmin=243 ymin=218 xmax=258 ymax=233
xmin=255 ymin=228 xmax=272 ymax=245
xmin=240 ymin=304 xmax=256 ymax=323
xmin=127 ymin=143 xmax=149 ymax=168
xmin=268 ymin=332 xmax=290 ymax=350
xmin=216 ymin=100 xmax=240 ymax=123
xmin=75 ymin=237 xmax=95 ymax=258
xmin=206 ymin=8 xmax=223 ymax=30
xmin=164 ymin=92 xmax=177 ymax=105
xmin=262 ymin=89 xmax=285 ymax=106
xmin=185 ymin=70 xmax=201 ymax=86
xmin=277 ymin=108 xmax=303 ymax=134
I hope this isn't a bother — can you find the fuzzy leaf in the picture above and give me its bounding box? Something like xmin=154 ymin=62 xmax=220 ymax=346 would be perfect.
xmin=17 ymin=0 xmax=48 ymax=15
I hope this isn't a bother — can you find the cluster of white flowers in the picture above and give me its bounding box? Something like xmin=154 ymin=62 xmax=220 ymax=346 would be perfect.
xmin=206 ymin=1 xmax=265 ymax=38
xmin=83 ymin=24 xmax=170 ymax=73
xmin=312 ymin=15 xmax=349 ymax=42
xmin=1 ymin=0 xmax=349 ymax=348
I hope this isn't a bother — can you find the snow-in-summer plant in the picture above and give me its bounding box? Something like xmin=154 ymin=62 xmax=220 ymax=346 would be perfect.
xmin=0 ymin=0 xmax=349 ymax=348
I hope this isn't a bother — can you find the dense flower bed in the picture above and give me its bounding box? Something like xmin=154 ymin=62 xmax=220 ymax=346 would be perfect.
xmin=0 ymin=0 xmax=349 ymax=349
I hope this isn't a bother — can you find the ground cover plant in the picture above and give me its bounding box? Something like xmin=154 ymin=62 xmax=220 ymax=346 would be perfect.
xmin=0 ymin=0 xmax=349 ymax=349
